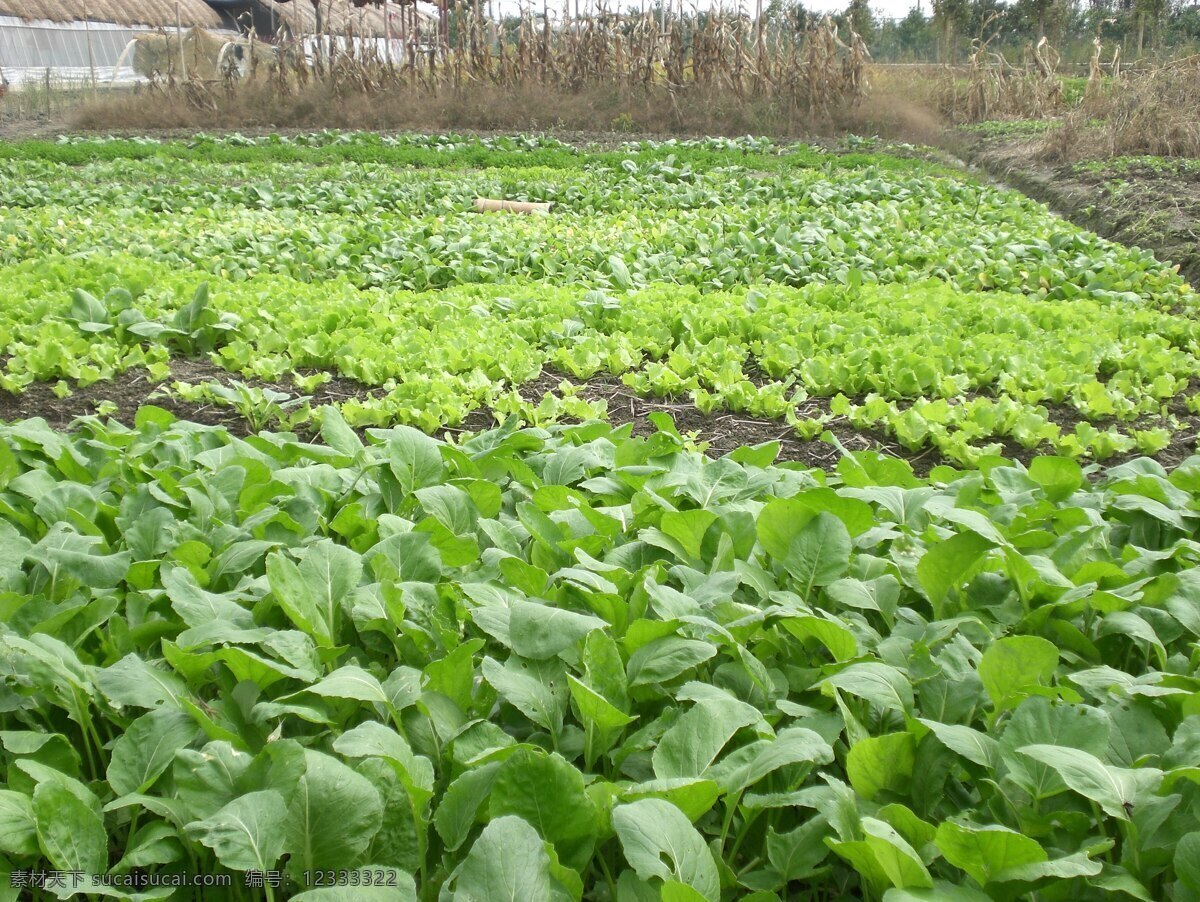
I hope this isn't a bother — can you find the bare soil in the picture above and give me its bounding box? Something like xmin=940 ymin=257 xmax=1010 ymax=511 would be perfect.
xmin=0 ymin=360 xmax=942 ymax=473
xmin=2 ymin=357 xmax=1197 ymax=475
xmin=0 ymin=359 xmax=378 ymax=433
xmin=508 ymin=368 xmax=1200 ymax=474
xmin=508 ymin=368 xmax=916 ymax=470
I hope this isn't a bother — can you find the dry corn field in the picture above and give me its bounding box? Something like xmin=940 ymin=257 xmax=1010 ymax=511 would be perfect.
xmin=140 ymin=12 xmax=872 ymax=123
xmin=935 ymin=23 xmax=1070 ymax=123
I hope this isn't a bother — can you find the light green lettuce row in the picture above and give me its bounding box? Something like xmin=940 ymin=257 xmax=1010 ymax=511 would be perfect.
xmin=2 ymin=254 xmax=1200 ymax=460
xmin=2 ymin=252 xmax=1198 ymax=461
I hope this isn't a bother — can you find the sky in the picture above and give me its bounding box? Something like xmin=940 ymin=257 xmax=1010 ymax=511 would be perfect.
xmin=789 ymin=0 xmax=922 ymax=18
xmin=492 ymin=0 xmax=926 ymax=25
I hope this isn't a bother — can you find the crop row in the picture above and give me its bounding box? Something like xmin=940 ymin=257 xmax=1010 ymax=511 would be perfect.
xmin=0 ymin=156 xmax=1182 ymax=303
xmin=0 ymin=133 xmax=899 ymax=175
xmin=1 ymin=251 xmax=1198 ymax=463
xmin=2 ymin=412 xmax=1199 ymax=900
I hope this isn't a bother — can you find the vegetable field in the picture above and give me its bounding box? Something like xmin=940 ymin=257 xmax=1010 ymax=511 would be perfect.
xmin=2 ymin=132 xmax=1200 ymax=901
xmin=2 ymin=133 xmax=1199 ymax=465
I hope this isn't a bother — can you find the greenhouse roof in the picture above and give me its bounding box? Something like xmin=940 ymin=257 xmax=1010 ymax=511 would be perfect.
xmin=0 ymin=0 xmax=222 ymax=29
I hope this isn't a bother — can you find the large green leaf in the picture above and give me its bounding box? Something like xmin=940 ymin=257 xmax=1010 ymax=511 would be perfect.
xmin=435 ymin=764 xmax=502 ymax=852
xmin=184 ymin=790 xmax=289 ymax=872
xmin=286 ymin=750 xmax=385 ymax=878
xmin=1176 ymin=832 xmax=1200 ymax=892
xmin=0 ymin=789 xmax=38 ymax=856
xmin=508 ymin=601 xmax=606 ymax=659
xmin=332 ymin=721 xmax=434 ymax=799
xmin=93 ymin=653 xmax=188 ymax=710
xmin=33 ymin=780 xmax=107 ymax=874
xmin=1027 ymin=457 xmax=1084 ymax=502
xmin=705 ymin=727 xmax=834 ymax=794
xmin=303 ymin=665 xmax=391 ymax=705
xmin=626 ymin=637 xmax=717 ymax=687
xmin=847 ymin=733 xmax=915 ymax=801
xmin=480 ymin=655 xmax=567 ymax=734
xmin=978 ymin=635 xmax=1058 ymax=714
xmin=454 ymin=816 xmax=555 ymax=901
xmin=652 ymin=696 xmax=762 ymax=780
xmin=916 ymin=532 xmax=994 ymax=614
xmin=267 ymin=540 xmax=362 ymax=648
xmin=161 ymin=564 xmax=256 ymax=629
xmin=999 ymin=697 xmax=1112 ymax=800
xmin=934 ymin=822 xmax=1046 ymax=886
xmin=658 ymin=509 xmax=718 ymax=560
xmin=759 ymin=508 xmax=852 ymax=593
xmin=612 ymin=799 xmax=719 ymax=901
xmin=107 ymin=708 xmax=196 ymax=796
xmin=822 ymin=663 xmax=914 ymax=715
xmin=319 ymin=405 xmax=365 ymax=458
xmin=1017 ymin=745 xmax=1162 ymax=819
xmin=766 ymin=817 xmax=832 ymax=883
xmin=387 ymin=426 xmax=445 ymax=496
xmin=829 ymin=818 xmax=933 ymax=892
xmin=862 ymin=818 xmax=933 ymax=889
xmin=917 ymin=721 xmax=999 ymax=769
xmin=174 ymin=741 xmax=256 ymax=820
xmin=488 ymin=748 xmax=598 ymax=870
xmin=781 ymin=615 xmax=859 ymax=661
xmin=567 ymin=675 xmax=635 ymax=731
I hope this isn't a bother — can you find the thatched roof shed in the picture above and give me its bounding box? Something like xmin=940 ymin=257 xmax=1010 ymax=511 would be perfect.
xmin=0 ymin=0 xmax=222 ymax=28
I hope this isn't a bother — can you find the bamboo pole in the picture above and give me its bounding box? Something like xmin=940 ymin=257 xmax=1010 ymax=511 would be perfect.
xmin=407 ymin=2 xmax=416 ymax=70
xmin=384 ymin=0 xmax=392 ymax=66
xmin=473 ymin=198 xmax=552 ymax=213
xmin=399 ymin=0 xmax=407 ymax=68
xmin=176 ymin=1 xmax=187 ymax=80
xmin=414 ymin=2 xmax=423 ymax=72
xmin=84 ymin=5 xmax=97 ymax=91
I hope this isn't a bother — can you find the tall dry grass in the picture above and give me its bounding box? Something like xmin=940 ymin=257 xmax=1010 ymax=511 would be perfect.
xmin=1043 ymin=53 xmax=1200 ymax=159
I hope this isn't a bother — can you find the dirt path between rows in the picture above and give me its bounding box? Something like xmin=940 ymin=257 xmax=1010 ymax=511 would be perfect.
xmin=3 ymin=356 xmax=1198 ymax=477
xmin=0 ymin=359 xmax=922 ymax=472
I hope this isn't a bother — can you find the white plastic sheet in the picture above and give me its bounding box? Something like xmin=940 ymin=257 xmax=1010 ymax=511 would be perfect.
xmin=0 ymin=15 xmax=147 ymax=86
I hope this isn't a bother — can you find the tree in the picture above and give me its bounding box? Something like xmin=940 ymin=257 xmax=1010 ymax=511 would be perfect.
xmin=1012 ymin=0 xmax=1073 ymax=41
xmin=1135 ymin=0 xmax=1168 ymax=50
xmin=847 ymin=0 xmax=873 ymax=38
xmin=765 ymin=0 xmax=813 ymax=35
xmin=932 ymin=0 xmax=969 ymax=59
xmin=895 ymin=7 xmax=934 ymax=57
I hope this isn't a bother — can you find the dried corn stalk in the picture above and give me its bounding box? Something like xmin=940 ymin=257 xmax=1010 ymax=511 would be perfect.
xmin=151 ymin=5 xmax=873 ymax=123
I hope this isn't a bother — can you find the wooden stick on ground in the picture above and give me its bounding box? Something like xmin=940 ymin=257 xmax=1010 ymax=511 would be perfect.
xmin=473 ymin=198 xmax=552 ymax=214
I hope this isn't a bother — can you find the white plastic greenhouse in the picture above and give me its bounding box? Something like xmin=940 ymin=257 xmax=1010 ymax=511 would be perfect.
xmin=0 ymin=1 xmax=223 ymax=87
xmin=0 ymin=1 xmax=439 ymax=89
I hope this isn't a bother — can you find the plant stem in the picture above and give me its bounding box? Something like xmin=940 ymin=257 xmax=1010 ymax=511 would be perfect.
xmin=595 ymin=843 xmax=618 ymax=898
xmin=718 ymin=789 xmax=744 ymax=850
xmin=726 ymin=808 xmax=762 ymax=865
xmin=1091 ymin=801 xmax=1113 ymax=860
